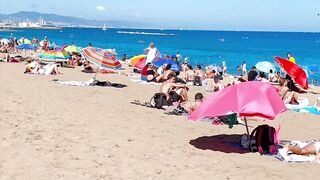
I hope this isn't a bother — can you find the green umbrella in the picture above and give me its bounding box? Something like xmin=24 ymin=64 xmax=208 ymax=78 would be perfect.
xmin=64 ymin=45 xmax=81 ymax=53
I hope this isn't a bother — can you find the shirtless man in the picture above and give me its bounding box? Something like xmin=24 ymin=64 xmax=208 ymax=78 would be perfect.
xmin=160 ymin=72 xmax=189 ymax=102
xmin=162 ymin=64 xmax=174 ymax=81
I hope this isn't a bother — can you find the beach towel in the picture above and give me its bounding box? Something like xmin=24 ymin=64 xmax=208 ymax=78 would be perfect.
xmin=276 ymin=141 xmax=320 ymax=163
xmin=53 ymin=79 xmax=127 ymax=88
xmin=130 ymin=79 xmax=161 ymax=85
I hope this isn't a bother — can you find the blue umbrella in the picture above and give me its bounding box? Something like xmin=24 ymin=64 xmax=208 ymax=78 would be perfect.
xmin=17 ymin=44 xmax=36 ymax=50
xmin=152 ymin=58 xmax=181 ymax=72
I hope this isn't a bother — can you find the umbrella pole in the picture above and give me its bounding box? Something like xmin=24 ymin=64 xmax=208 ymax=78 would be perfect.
xmin=244 ymin=117 xmax=252 ymax=152
xmin=93 ymin=66 xmax=99 ymax=80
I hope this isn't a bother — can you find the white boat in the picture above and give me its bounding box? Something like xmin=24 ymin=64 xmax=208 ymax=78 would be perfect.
xmin=102 ymin=24 xmax=107 ymax=31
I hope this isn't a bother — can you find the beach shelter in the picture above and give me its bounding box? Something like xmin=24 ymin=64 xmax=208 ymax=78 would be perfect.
xmin=188 ymin=81 xmax=287 ymax=147
xmin=79 ymin=47 xmax=122 ymax=79
xmin=38 ymin=50 xmax=70 ymax=61
xmin=255 ymin=61 xmax=276 ymax=73
xmin=152 ymin=57 xmax=181 ymax=72
xmin=129 ymin=54 xmax=147 ymax=69
xmin=274 ymin=57 xmax=308 ymax=89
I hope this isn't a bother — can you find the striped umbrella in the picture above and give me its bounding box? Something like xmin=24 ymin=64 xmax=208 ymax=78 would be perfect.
xmin=38 ymin=50 xmax=70 ymax=61
xmin=129 ymin=54 xmax=146 ymax=69
xmin=79 ymin=47 xmax=121 ymax=70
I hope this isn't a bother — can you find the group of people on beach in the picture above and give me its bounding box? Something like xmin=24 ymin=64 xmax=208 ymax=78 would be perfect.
xmin=1 ymin=35 xmax=320 ymax=161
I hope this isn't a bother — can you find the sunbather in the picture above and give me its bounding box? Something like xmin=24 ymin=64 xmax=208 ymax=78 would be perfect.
xmin=280 ymin=142 xmax=320 ymax=162
xmin=146 ymin=63 xmax=163 ymax=82
xmin=25 ymin=60 xmax=60 ymax=75
xmin=278 ymin=78 xmax=299 ymax=104
xmin=160 ymin=73 xmax=189 ymax=102
xmin=181 ymin=93 xmax=204 ymax=113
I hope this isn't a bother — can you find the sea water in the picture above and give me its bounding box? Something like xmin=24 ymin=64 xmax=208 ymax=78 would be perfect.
xmin=1 ymin=28 xmax=319 ymax=82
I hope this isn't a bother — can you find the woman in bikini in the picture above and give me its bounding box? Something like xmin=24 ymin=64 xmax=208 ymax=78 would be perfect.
xmin=278 ymin=78 xmax=299 ymax=104
xmin=146 ymin=63 xmax=163 ymax=83
xmin=185 ymin=64 xmax=195 ymax=84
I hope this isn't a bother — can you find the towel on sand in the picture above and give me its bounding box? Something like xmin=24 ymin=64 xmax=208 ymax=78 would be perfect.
xmin=53 ymin=79 xmax=127 ymax=88
xmin=276 ymin=141 xmax=319 ymax=163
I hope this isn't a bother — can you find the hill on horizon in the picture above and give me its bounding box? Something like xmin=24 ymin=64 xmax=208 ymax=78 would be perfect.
xmin=0 ymin=11 xmax=149 ymax=28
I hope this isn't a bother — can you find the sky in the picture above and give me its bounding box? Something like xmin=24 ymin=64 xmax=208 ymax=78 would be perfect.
xmin=0 ymin=0 xmax=319 ymax=32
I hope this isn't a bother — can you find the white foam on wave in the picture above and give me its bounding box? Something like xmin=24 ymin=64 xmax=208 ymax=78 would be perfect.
xmin=117 ymin=31 xmax=176 ymax=36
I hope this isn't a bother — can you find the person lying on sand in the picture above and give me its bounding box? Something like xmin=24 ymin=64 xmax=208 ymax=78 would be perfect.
xmin=279 ymin=141 xmax=320 ymax=162
xmin=160 ymin=72 xmax=189 ymax=102
xmin=181 ymin=93 xmax=204 ymax=113
xmin=24 ymin=59 xmax=61 ymax=75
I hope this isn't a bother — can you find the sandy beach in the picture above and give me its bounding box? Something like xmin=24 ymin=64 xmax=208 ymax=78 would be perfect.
xmin=0 ymin=61 xmax=319 ymax=180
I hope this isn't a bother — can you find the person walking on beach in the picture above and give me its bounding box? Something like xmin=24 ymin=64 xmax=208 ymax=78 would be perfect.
xmin=287 ymin=52 xmax=296 ymax=64
xmin=42 ymin=36 xmax=49 ymax=51
xmin=176 ymin=52 xmax=182 ymax=64
xmin=144 ymin=42 xmax=159 ymax=64
xmin=32 ymin=36 xmax=39 ymax=50
xmin=242 ymin=61 xmax=247 ymax=76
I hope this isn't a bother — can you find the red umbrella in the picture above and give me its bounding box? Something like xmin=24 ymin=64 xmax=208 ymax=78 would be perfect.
xmin=274 ymin=57 xmax=308 ymax=89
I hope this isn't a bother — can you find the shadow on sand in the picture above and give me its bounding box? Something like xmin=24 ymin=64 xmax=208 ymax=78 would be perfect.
xmin=189 ymin=134 xmax=249 ymax=154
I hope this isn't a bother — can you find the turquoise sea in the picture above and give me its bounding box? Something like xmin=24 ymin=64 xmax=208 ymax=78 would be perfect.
xmin=1 ymin=28 xmax=320 ymax=82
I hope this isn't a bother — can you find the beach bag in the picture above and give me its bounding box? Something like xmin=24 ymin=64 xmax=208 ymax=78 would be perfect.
xmin=150 ymin=93 xmax=169 ymax=109
xmin=193 ymin=76 xmax=202 ymax=86
xmin=250 ymin=124 xmax=280 ymax=155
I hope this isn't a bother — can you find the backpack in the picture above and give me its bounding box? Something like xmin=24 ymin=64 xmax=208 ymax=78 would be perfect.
xmin=250 ymin=124 xmax=280 ymax=155
xmin=150 ymin=93 xmax=169 ymax=109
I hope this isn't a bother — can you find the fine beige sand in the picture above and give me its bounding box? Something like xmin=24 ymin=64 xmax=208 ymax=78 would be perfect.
xmin=0 ymin=62 xmax=320 ymax=180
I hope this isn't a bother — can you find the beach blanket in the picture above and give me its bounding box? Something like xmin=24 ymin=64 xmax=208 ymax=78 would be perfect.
xmin=276 ymin=141 xmax=319 ymax=163
xmin=130 ymin=79 xmax=161 ymax=85
xmin=54 ymin=80 xmax=127 ymax=88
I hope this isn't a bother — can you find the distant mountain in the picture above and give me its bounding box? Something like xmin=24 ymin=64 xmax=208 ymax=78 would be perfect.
xmin=0 ymin=11 xmax=148 ymax=28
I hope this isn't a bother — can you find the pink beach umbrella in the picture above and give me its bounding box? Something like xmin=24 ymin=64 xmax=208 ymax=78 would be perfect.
xmin=188 ymin=81 xmax=287 ymax=138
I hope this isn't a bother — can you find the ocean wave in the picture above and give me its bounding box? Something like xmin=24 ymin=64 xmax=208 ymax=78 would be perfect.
xmin=117 ymin=31 xmax=176 ymax=36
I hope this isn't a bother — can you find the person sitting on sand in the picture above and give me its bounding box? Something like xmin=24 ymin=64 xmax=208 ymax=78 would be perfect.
xmin=185 ymin=64 xmax=195 ymax=84
xmin=268 ymin=69 xmax=278 ymax=82
xmin=146 ymin=63 xmax=163 ymax=83
xmin=247 ymin=66 xmax=259 ymax=81
xmin=181 ymin=93 xmax=204 ymax=113
xmin=278 ymin=78 xmax=299 ymax=104
xmin=25 ymin=59 xmax=60 ymax=75
xmin=205 ymin=68 xmax=216 ymax=79
xmin=195 ymin=65 xmax=207 ymax=85
xmin=209 ymin=76 xmax=224 ymax=92
xmin=279 ymin=141 xmax=320 ymax=162
xmin=160 ymin=73 xmax=189 ymax=102
xmin=162 ymin=64 xmax=174 ymax=81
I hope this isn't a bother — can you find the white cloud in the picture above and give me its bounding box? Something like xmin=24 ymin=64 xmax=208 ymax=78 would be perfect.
xmin=96 ymin=5 xmax=105 ymax=11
